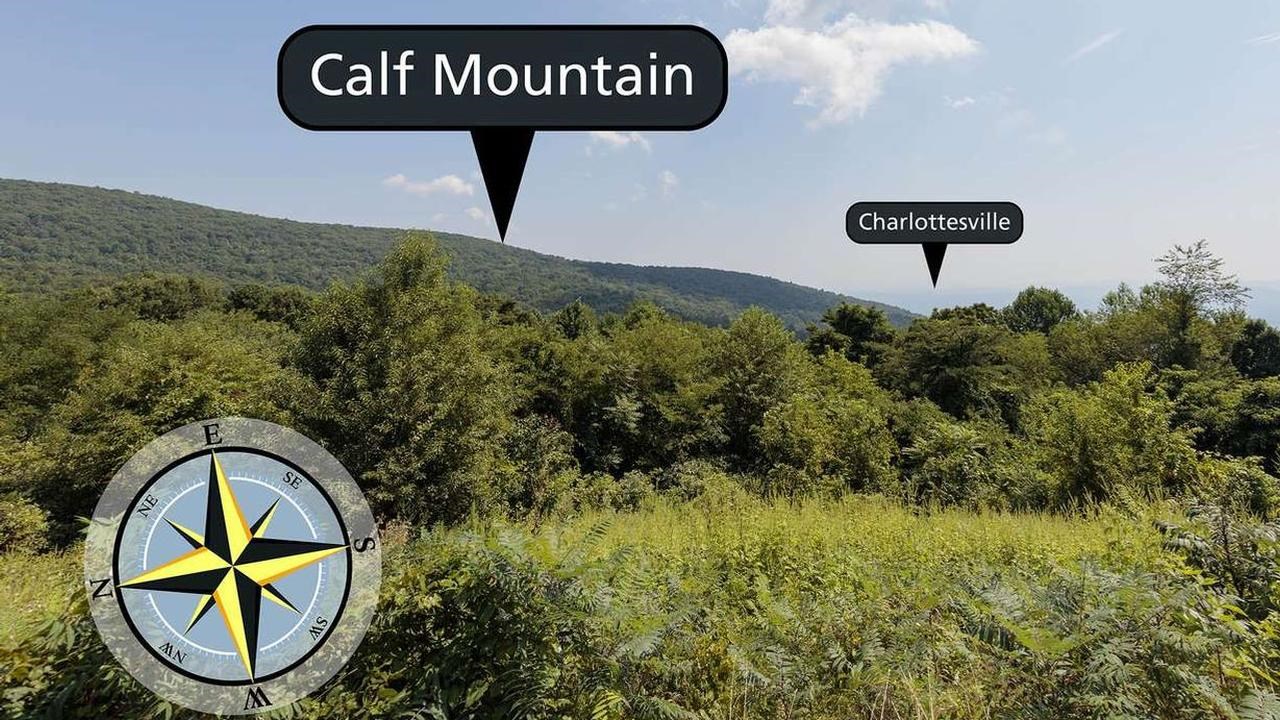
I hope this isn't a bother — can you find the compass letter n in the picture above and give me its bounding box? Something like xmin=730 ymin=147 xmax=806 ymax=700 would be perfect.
xmin=89 ymin=577 xmax=113 ymax=600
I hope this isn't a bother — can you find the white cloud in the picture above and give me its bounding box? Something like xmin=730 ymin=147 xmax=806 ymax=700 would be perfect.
xmin=587 ymin=131 xmax=652 ymax=153
xmin=1246 ymin=31 xmax=1280 ymax=45
xmin=430 ymin=212 xmax=446 ymax=223
xmin=725 ymin=15 xmax=980 ymax=125
xmin=764 ymin=0 xmax=816 ymax=25
xmin=762 ymin=0 xmax=846 ymax=27
xmin=945 ymin=95 xmax=975 ymax=109
xmin=764 ymin=0 xmax=952 ymax=28
xmin=382 ymin=173 xmax=474 ymax=197
xmin=464 ymin=207 xmax=487 ymax=222
xmin=660 ymin=170 xmax=680 ymax=197
xmin=1064 ymin=30 xmax=1122 ymax=64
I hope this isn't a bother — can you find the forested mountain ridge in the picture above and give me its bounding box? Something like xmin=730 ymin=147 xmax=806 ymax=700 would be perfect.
xmin=0 ymin=178 xmax=914 ymax=328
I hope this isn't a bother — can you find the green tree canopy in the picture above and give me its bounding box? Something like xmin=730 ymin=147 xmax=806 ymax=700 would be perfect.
xmin=804 ymin=302 xmax=896 ymax=367
xmin=14 ymin=311 xmax=299 ymax=543
xmin=1231 ymin=319 xmax=1280 ymax=379
xmin=291 ymin=233 xmax=517 ymax=525
xmin=1003 ymin=286 xmax=1079 ymax=334
xmin=1023 ymin=362 xmax=1198 ymax=507
xmin=709 ymin=308 xmax=812 ymax=468
xmin=883 ymin=316 xmax=1051 ymax=423
xmin=1155 ymin=240 xmax=1249 ymax=369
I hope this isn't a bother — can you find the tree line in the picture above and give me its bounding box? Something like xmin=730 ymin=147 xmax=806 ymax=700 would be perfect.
xmin=3 ymin=234 xmax=1279 ymax=548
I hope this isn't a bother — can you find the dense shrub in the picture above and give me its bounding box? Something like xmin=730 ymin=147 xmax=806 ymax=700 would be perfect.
xmin=1169 ymin=373 xmax=1280 ymax=473
xmin=759 ymin=371 xmax=896 ymax=497
xmin=708 ymin=308 xmax=813 ymax=468
xmin=9 ymin=311 xmax=300 ymax=543
xmin=227 ymin=282 xmax=315 ymax=328
xmin=0 ymin=494 xmax=48 ymax=553
xmin=901 ymin=420 xmax=993 ymax=507
xmin=290 ymin=234 xmax=518 ymax=526
xmin=502 ymin=415 xmax=579 ymax=522
xmin=1023 ymin=363 xmax=1200 ymax=507
xmin=882 ymin=314 xmax=1052 ymax=424
xmin=89 ymin=272 xmax=226 ymax=322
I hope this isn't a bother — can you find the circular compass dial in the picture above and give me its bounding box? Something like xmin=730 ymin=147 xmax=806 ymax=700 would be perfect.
xmin=85 ymin=418 xmax=380 ymax=715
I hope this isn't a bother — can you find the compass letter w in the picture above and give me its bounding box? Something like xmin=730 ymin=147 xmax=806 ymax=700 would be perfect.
xmin=244 ymin=686 xmax=271 ymax=710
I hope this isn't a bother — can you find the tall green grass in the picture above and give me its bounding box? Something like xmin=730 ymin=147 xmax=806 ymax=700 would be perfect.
xmin=3 ymin=496 xmax=1275 ymax=719
xmin=0 ymin=550 xmax=77 ymax=647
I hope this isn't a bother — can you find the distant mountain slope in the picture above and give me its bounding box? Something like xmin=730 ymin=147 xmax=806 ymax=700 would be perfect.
xmin=0 ymin=179 xmax=915 ymax=328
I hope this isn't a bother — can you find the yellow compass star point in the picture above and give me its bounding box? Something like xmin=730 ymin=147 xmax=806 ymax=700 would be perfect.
xmin=213 ymin=572 xmax=255 ymax=680
xmin=119 ymin=546 xmax=228 ymax=588
xmin=186 ymin=594 xmax=215 ymax=633
xmin=238 ymin=545 xmax=345 ymax=586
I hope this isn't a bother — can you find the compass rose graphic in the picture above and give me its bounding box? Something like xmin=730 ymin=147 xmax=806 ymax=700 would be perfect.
xmin=118 ymin=452 xmax=345 ymax=681
xmin=85 ymin=418 xmax=380 ymax=715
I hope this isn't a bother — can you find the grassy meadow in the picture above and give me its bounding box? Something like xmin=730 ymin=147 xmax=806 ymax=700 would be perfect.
xmin=4 ymin=493 xmax=1274 ymax=718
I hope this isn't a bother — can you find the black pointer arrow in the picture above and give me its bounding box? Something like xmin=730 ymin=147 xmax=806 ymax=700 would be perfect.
xmin=233 ymin=570 xmax=264 ymax=678
xmin=202 ymin=454 xmax=233 ymax=562
xmin=472 ymin=129 xmax=535 ymax=242
xmin=923 ymin=244 xmax=948 ymax=287
xmin=122 ymin=568 xmax=229 ymax=595
xmin=235 ymin=537 xmax=346 ymax=565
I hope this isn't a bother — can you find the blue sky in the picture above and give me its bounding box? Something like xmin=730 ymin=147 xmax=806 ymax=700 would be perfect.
xmin=3 ymin=1 xmax=1279 ymax=315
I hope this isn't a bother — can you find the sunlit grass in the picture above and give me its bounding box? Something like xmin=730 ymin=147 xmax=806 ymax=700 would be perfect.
xmin=556 ymin=492 xmax=1173 ymax=574
xmin=0 ymin=499 xmax=1237 ymax=719
xmin=0 ymin=497 xmax=1175 ymax=651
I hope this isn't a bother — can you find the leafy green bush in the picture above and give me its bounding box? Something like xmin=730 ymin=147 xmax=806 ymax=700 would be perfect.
xmin=10 ymin=311 xmax=300 ymax=544
xmin=708 ymin=308 xmax=812 ymax=468
xmin=1169 ymin=373 xmax=1280 ymax=474
xmin=882 ymin=314 xmax=1052 ymax=423
xmin=89 ymin=272 xmax=225 ymax=321
xmin=901 ymin=420 xmax=992 ymax=507
xmin=502 ymin=415 xmax=579 ymax=522
xmin=1192 ymin=455 xmax=1280 ymax=518
xmin=655 ymin=459 xmax=735 ymax=502
xmin=1023 ymin=362 xmax=1199 ymax=508
xmin=757 ymin=353 xmax=896 ymax=497
xmin=290 ymin=234 xmax=517 ymax=526
xmin=227 ymin=282 xmax=315 ymax=329
xmin=0 ymin=494 xmax=48 ymax=554
xmin=613 ymin=470 xmax=657 ymax=512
